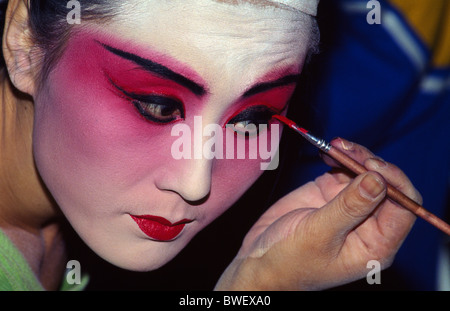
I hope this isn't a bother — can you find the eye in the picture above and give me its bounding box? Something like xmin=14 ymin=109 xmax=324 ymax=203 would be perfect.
xmin=108 ymin=78 xmax=185 ymax=124
xmin=131 ymin=95 xmax=185 ymax=124
xmin=227 ymin=105 xmax=276 ymax=137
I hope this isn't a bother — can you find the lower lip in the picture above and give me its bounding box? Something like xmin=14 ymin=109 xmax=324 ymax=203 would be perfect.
xmin=130 ymin=215 xmax=192 ymax=241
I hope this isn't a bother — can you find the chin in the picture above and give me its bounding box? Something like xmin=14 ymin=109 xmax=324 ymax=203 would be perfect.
xmin=90 ymin=237 xmax=189 ymax=272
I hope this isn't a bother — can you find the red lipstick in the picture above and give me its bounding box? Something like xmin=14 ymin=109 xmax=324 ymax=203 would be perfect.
xmin=131 ymin=215 xmax=192 ymax=241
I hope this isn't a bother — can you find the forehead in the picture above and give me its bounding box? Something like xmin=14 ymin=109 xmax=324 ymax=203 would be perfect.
xmin=98 ymin=0 xmax=310 ymax=90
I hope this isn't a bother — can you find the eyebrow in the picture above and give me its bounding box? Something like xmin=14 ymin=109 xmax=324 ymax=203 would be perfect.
xmin=100 ymin=43 xmax=207 ymax=96
xmin=242 ymin=74 xmax=301 ymax=98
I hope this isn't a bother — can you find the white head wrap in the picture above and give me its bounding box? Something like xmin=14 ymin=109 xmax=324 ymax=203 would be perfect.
xmin=268 ymin=0 xmax=319 ymax=16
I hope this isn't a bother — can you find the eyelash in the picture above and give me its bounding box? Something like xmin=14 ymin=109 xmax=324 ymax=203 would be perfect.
xmin=108 ymin=78 xmax=185 ymax=124
xmin=130 ymin=94 xmax=185 ymax=124
xmin=226 ymin=105 xmax=277 ymax=137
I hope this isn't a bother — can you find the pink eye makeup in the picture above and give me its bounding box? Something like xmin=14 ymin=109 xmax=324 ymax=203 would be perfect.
xmin=224 ymin=73 xmax=300 ymax=137
xmin=108 ymin=78 xmax=186 ymax=124
xmin=241 ymin=74 xmax=300 ymax=98
xmin=95 ymin=38 xmax=300 ymax=137
xmin=99 ymin=42 xmax=207 ymax=97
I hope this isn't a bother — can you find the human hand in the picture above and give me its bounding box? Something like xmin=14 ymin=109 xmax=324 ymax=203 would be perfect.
xmin=215 ymin=138 xmax=420 ymax=290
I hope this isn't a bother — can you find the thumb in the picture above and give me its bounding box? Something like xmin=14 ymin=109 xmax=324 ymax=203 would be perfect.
xmin=312 ymin=172 xmax=386 ymax=241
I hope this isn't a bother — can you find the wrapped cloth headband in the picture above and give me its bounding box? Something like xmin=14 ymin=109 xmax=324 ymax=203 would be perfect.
xmin=268 ymin=0 xmax=319 ymax=16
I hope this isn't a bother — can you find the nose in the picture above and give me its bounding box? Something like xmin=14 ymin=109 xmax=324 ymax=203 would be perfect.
xmin=156 ymin=158 xmax=212 ymax=204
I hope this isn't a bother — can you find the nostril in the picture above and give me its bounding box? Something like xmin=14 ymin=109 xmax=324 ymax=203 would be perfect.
xmin=184 ymin=191 xmax=210 ymax=206
xmin=154 ymin=187 xmax=210 ymax=206
xmin=175 ymin=179 xmax=211 ymax=204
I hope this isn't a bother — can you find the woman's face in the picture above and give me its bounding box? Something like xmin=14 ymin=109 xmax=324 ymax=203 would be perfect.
xmin=32 ymin=0 xmax=310 ymax=270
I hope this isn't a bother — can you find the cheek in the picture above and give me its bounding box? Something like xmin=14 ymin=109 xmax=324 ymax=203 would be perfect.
xmin=214 ymin=158 xmax=263 ymax=198
xmin=202 ymin=131 xmax=280 ymax=221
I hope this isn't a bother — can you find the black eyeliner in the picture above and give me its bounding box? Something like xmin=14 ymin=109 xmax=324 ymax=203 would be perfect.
xmin=228 ymin=105 xmax=277 ymax=124
xmin=131 ymin=96 xmax=185 ymax=123
xmin=107 ymin=76 xmax=185 ymax=123
xmin=227 ymin=105 xmax=279 ymax=137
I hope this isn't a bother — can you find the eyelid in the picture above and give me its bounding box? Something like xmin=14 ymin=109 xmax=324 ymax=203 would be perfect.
xmin=224 ymin=104 xmax=279 ymax=127
xmin=105 ymin=72 xmax=186 ymax=123
xmin=103 ymin=70 xmax=184 ymax=102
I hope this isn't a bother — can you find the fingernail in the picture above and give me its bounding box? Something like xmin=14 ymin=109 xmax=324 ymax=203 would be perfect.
xmin=359 ymin=173 xmax=385 ymax=200
xmin=340 ymin=139 xmax=354 ymax=151
xmin=367 ymin=158 xmax=388 ymax=169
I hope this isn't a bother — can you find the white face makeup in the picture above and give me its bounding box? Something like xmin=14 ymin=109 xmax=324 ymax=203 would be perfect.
xmin=117 ymin=0 xmax=310 ymax=96
xmin=32 ymin=0 xmax=312 ymax=271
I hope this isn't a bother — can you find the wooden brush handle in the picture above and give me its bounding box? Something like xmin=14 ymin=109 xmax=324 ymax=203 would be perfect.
xmin=327 ymin=146 xmax=450 ymax=236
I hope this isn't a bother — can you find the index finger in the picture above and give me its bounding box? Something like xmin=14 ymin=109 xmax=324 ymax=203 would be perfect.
xmin=321 ymin=137 xmax=377 ymax=169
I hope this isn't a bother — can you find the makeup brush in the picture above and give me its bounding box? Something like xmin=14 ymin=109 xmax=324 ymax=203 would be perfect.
xmin=273 ymin=114 xmax=450 ymax=236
